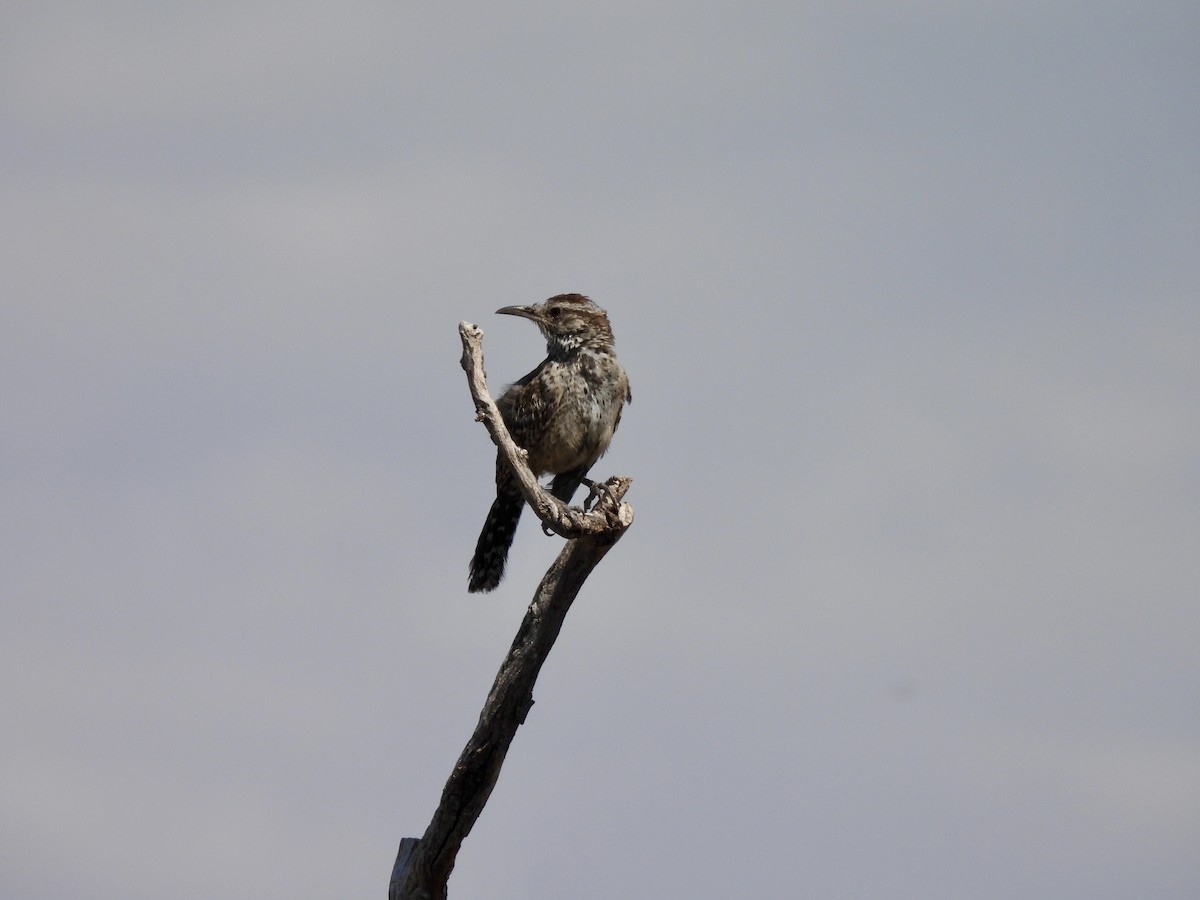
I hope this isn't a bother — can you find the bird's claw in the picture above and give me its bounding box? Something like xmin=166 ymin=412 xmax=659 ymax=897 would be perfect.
xmin=582 ymin=477 xmax=609 ymax=512
xmin=541 ymin=478 xmax=608 ymax=536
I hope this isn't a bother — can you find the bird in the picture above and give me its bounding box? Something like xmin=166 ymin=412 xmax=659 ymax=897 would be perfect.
xmin=468 ymin=294 xmax=631 ymax=593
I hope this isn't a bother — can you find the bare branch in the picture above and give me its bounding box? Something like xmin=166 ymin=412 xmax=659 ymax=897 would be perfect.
xmin=390 ymin=321 xmax=634 ymax=899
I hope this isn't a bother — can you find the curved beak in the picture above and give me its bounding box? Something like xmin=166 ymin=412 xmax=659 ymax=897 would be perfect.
xmin=495 ymin=305 xmax=540 ymax=322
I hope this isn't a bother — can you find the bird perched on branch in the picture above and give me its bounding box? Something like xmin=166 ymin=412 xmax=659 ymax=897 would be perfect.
xmin=468 ymin=294 xmax=631 ymax=593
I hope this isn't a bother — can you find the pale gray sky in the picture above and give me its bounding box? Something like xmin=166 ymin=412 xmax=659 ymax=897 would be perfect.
xmin=3 ymin=3 xmax=1198 ymax=898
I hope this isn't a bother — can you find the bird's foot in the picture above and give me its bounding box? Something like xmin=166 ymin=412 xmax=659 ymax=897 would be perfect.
xmin=582 ymin=477 xmax=609 ymax=512
xmin=541 ymin=477 xmax=607 ymax=535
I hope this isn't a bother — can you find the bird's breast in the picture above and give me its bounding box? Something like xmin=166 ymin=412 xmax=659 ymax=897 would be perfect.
xmin=527 ymin=354 xmax=627 ymax=474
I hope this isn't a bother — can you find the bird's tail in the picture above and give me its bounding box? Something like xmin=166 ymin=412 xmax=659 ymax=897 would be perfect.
xmin=468 ymin=490 xmax=524 ymax=593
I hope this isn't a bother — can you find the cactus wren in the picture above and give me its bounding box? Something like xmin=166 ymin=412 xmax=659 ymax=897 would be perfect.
xmin=468 ymin=294 xmax=631 ymax=593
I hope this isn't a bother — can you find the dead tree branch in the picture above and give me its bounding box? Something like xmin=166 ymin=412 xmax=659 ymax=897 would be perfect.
xmin=389 ymin=321 xmax=634 ymax=900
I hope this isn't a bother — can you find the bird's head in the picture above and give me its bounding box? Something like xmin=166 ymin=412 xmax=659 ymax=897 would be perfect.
xmin=495 ymin=293 xmax=613 ymax=356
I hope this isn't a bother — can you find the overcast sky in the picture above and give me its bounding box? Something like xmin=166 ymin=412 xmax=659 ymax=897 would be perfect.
xmin=3 ymin=3 xmax=1198 ymax=898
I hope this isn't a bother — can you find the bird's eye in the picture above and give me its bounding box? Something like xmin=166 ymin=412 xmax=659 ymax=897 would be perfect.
xmin=548 ymin=307 xmax=562 ymax=317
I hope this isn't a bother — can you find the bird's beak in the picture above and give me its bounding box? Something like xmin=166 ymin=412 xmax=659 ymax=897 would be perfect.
xmin=495 ymin=305 xmax=541 ymax=322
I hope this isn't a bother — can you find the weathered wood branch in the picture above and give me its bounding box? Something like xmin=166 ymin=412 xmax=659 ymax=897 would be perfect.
xmin=389 ymin=321 xmax=634 ymax=900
